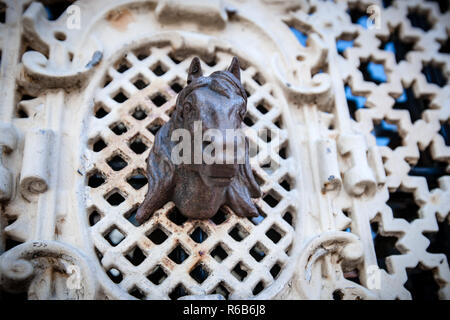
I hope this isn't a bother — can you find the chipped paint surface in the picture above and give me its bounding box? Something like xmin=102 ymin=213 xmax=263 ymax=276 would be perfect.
xmin=106 ymin=8 xmax=135 ymax=31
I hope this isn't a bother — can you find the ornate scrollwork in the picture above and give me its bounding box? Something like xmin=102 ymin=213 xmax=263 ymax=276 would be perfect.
xmin=0 ymin=241 xmax=98 ymax=299
xmin=295 ymin=231 xmax=377 ymax=300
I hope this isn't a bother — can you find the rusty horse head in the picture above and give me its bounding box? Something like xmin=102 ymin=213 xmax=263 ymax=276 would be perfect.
xmin=136 ymin=57 xmax=261 ymax=224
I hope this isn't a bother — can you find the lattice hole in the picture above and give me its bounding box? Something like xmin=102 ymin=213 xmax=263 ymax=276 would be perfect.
xmin=210 ymin=243 xmax=229 ymax=262
xmin=104 ymin=226 xmax=125 ymax=246
xmin=347 ymin=4 xmax=369 ymax=27
xmin=132 ymin=74 xmax=149 ymax=90
xmin=371 ymin=221 xmax=402 ymax=273
xmin=229 ymin=224 xmax=249 ymax=242
xmin=147 ymin=118 xmax=164 ymax=136
xmin=189 ymin=263 xmax=210 ymax=284
xmin=168 ymin=207 xmax=188 ymax=226
xmin=427 ymin=0 xmax=448 ymax=14
xmin=125 ymin=245 xmax=146 ymax=266
xmin=112 ymin=90 xmax=129 ymax=103
xmin=129 ymin=286 xmax=145 ymax=299
xmin=408 ymin=146 xmax=447 ymax=190
xmin=243 ymin=115 xmax=255 ymax=127
xmin=252 ymin=72 xmax=266 ymax=86
xmin=131 ymin=106 xmax=147 ymax=120
xmin=248 ymin=208 xmax=266 ymax=226
xmin=283 ymin=211 xmax=294 ymax=227
xmin=266 ymin=224 xmax=285 ymax=244
xmin=345 ymin=85 xmax=366 ymax=120
xmin=168 ymin=244 xmax=189 ymax=264
xmin=107 ymin=154 xmax=128 ymax=171
xmin=387 ymin=190 xmax=420 ymax=223
xmin=424 ymin=219 xmax=450 ymax=264
xmin=263 ymin=190 xmax=281 ymax=208
xmin=170 ymin=81 xmax=184 ymax=94
xmin=92 ymin=137 xmax=107 ymax=152
xmin=95 ymin=248 xmax=103 ymax=261
xmin=421 ymin=62 xmax=447 ymax=87
xmin=255 ymin=99 xmax=271 ymax=115
xmin=211 ymin=209 xmax=227 ymax=225
xmin=147 ymin=265 xmax=168 ymax=285
xmin=270 ymin=262 xmax=282 ymax=279
xmin=210 ymin=282 xmax=230 ymax=299
xmin=371 ymin=119 xmax=402 ymax=149
xmin=115 ymin=60 xmax=131 ymax=73
xmin=124 ymin=207 xmax=140 ymax=227
xmin=190 ymin=226 xmax=208 ymax=244
xmin=404 ymin=264 xmax=439 ymax=300
xmin=88 ymin=208 xmax=102 ymax=226
xmin=359 ymin=59 xmax=387 ymax=84
xmin=231 ymin=261 xmax=250 ymax=281
xmin=252 ymin=280 xmax=265 ymax=295
xmin=107 ymin=268 xmax=123 ymax=284
xmin=87 ymin=170 xmax=106 ymax=188
xmin=151 ymin=61 xmax=168 ymax=76
xmin=244 ymin=84 xmax=253 ymax=98
xmin=110 ymin=122 xmax=128 ymax=135
xmin=150 ymin=93 xmax=168 ymax=107
xmin=290 ymin=27 xmax=308 ymax=47
xmin=261 ymin=160 xmax=280 ymax=176
xmin=250 ymin=242 xmax=267 ymax=262
xmin=134 ymin=47 xmax=151 ymax=61
xmin=147 ymin=225 xmax=169 ymax=245
xmin=94 ymin=103 xmax=109 ymax=119
xmin=279 ymin=175 xmax=292 ymax=191
xmin=44 ymin=0 xmax=73 ymax=21
xmin=169 ymin=283 xmax=189 ymax=300
xmin=336 ymin=33 xmax=357 ymax=57
xmin=393 ymin=87 xmax=430 ymax=123
xmin=127 ymin=171 xmax=148 ymax=190
xmin=379 ymin=27 xmax=417 ymax=63
xmin=105 ymin=190 xmax=126 ymax=206
xmin=129 ymin=135 xmax=148 ymax=154
xmin=168 ymin=52 xmax=182 ymax=64
xmin=440 ymin=121 xmax=450 ymax=146
xmin=274 ymin=117 xmax=283 ymax=129
xmin=438 ymin=37 xmax=450 ymax=54
xmin=407 ymin=8 xmax=433 ymax=32
xmin=103 ymin=74 xmax=112 ymax=88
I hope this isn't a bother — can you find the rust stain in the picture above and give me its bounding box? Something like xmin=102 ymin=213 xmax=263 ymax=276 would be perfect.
xmin=106 ymin=9 xmax=135 ymax=31
xmin=430 ymin=194 xmax=439 ymax=204
xmin=139 ymin=238 xmax=152 ymax=251
xmin=162 ymin=256 xmax=175 ymax=271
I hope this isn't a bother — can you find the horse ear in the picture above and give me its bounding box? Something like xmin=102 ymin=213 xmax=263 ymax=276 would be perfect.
xmin=227 ymin=56 xmax=241 ymax=81
xmin=187 ymin=57 xmax=203 ymax=84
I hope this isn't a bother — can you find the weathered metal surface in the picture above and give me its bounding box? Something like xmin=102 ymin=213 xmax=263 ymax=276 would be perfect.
xmin=0 ymin=0 xmax=448 ymax=300
xmin=136 ymin=57 xmax=262 ymax=223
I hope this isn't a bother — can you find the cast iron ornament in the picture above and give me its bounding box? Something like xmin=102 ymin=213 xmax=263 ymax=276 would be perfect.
xmin=136 ymin=57 xmax=261 ymax=224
